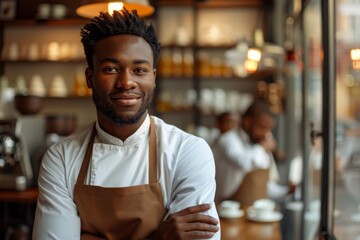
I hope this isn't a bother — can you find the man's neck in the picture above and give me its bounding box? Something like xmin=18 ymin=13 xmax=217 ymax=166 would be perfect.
xmin=97 ymin=113 xmax=148 ymax=141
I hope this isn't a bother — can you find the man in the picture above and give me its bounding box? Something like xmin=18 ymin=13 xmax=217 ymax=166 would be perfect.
xmin=213 ymin=101 xmax=289 ymax=203
xmin=33 ymin=9 xmax=220 ymax=239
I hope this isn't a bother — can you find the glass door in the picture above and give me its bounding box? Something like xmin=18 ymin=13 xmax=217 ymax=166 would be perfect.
xmin=300 ymin=0 xmax=324 ymax=238
xmin=281 ymin=0 xmax=324 ymax=239
xmin=333 ymin=0 xmax=360 ymax=239
xmin=288 ymin=0 xmax=360 ymax=239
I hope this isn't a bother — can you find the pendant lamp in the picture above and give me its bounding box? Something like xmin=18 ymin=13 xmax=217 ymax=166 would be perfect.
xmin=225 ymin=28 xmax=284 ymax=77
xmin=76 ymin=0 xmax=155 ymax=18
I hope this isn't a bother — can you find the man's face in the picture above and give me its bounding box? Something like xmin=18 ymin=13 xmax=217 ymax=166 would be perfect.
xmin=86 ymin=34 xmax=156 ymax=125
xmin=218 ymin=114 xmax=239 ymax=134
xmin=248 ymin=114 xmax=274 ymax=143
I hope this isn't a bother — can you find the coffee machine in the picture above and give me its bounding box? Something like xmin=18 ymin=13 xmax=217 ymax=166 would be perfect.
xmin=0 ymin=115 xmax=45 ymax=190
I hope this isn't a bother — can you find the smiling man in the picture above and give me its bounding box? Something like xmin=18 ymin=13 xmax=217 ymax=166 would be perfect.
xmin=32 ymin=9 xmax=220 ymax=240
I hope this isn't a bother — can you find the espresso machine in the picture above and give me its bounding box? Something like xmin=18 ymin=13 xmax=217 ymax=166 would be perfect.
xmin=0 ymin=115 xmax=45 ymax=190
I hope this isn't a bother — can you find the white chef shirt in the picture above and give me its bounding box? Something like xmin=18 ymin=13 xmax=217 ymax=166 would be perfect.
xmin=33 ymin=115 xmax=220 ymax=240
xmin=212 ymin=128 xmax=287 ymax=203
xmin=212 ymin=128 xmax=270 ymax=202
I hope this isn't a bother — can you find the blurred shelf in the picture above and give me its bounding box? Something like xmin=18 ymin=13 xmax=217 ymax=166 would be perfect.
xmin=1 ymin=59 xmax=85 ymax=64
xmin=0 ymin=18 xmax=87 ymax=27
xmin=157 ymin=76 xmax=194 ymax=80
xmin=156 ymin=107 xmax=195 ymax=114
xmin=42 ymin=96 xmax=91 ymax=100
xmin=156 ymin=0 xmax=263 ymax=8
xmin=158 ymin=72 xmax=275 ymax=81
xmin=0 ymin=188 xmax=38 ymax=203
xmin=161 ymin=44 xmax=236 ymax=50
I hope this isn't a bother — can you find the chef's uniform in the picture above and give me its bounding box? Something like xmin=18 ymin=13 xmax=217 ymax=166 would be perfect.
xmin=33 ymin=115 xmax=220 ymax=239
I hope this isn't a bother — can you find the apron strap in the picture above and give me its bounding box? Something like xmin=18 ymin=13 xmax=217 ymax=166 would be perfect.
xmin=148 ymin=117 xmax=157 ymax=183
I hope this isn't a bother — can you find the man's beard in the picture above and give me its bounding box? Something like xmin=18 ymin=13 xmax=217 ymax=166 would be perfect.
xmin=92 ymin=88 xmax=153 ymax=125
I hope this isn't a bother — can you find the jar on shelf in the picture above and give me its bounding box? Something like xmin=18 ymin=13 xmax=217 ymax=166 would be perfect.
xmin=210 ymin=57 xmax=222 ymax=78
xmin=197 ymin=52 xmax=211 ymax=78
xmin=171 ymin=48 xmax=183 ymax=78
xmin=49 ymin=75 xmax=68 ymax=97
xmin=158 ymin=49 xmax=172 ymax=78
xmin=183 ymin=48 xmax=194 ymax=78
xmin=28 ymin=75 xmax=46 ymax=97
xmin=73 ymin=71 xmax=88 ymax=97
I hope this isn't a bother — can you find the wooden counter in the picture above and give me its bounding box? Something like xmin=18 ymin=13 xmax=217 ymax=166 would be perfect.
xmin=220 ymin=214 xmax=282 ymax=240
xmin=0 ymin=188 xmax=39 ymax=203
xmin=0 ymin=188 xmax=39 ymax=238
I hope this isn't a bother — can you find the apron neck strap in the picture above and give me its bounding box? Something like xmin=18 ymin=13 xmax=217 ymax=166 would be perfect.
xmin=148 ymin=117 xmax=157 ymax=183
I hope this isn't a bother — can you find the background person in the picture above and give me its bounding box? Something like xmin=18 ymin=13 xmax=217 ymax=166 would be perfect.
xmin=33 ymin=9 xmax=220 ymax=240
xmin=213 ymin=100 xmax=291 ymax=204
xmin=212 ymin=111 xmax=241 ymax=203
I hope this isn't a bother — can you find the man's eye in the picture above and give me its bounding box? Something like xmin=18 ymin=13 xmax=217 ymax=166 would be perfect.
xmin=134 ymin=68 xmax=148 ymax=75
xmin=103 ymin=67 xmax=118 ymax=73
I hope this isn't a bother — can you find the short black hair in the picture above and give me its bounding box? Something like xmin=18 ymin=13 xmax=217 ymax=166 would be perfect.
xmin=80 ymin=8 xmax=161 ymax=69
xmin=216 ymin=112 xmax=233 ymax=122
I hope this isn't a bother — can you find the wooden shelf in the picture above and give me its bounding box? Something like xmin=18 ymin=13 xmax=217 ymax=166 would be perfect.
xmin=156 ymin=0 xmax=263 ymax=8
xmin=156 ymin=108 xmax=195 ymax=114
xmin=0 ymin=18 xmax=87 ymax=27
xmin=42 ymin=96 xmax=91 ymax=100
xmin=1 ymin=59 xmax=85 ymax=63
xmin=0 ymin=188 xmax=38 ymax=204
xmin=161 ymin=44 xmax=236 ymax=50
xmin=157 ymin=76 xmax=194 ymax=80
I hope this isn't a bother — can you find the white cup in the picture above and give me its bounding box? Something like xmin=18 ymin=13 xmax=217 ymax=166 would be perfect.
xmin=37 ymin=4 xmax=51 ymax=19
xmin=49 ymin=75 xmax=68 ymax=97
xmin=219 ymin=200 xmax=241 ymax=215
xmin=52 ymin=4 xmax=67 ymax=19
xmin=29 ymin=74 xmax=46 ymax=97
xmin=8 ymin=42 xmax=19 ymax=60
xmin=48 ymin=42 xmax=60 ymax=61
xmin=28 ymin=43 xmax=39 ymax=61
xmin=248 ymin=198 xmax=276 ymax=218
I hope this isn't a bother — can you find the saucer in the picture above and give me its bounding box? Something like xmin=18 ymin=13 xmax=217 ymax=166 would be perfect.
xmin=219 ymin=209 xmax=244 ymax=219
xmin=247 ymin=209 xmax=283 ymax=222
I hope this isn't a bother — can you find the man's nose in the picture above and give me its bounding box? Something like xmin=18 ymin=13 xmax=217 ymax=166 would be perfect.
xmin=115 ymin=71 xmax=135 ymax=89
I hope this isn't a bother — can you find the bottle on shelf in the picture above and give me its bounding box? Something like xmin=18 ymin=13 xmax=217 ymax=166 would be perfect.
xmin=73 ymin=71 xmax=89 ymax=97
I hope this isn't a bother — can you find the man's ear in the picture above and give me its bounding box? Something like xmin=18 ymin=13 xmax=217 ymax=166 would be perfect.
xmin=242 ymin=116 xmax=251 ymax=130
xmin=154 ymin=68 xmax=157 ymax=87
xmin=85 ymin=67 xmax=93 ymax=88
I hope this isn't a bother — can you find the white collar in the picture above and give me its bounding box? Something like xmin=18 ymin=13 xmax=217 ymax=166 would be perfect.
xmin=94 ymin=114 xmax=150 ymax=146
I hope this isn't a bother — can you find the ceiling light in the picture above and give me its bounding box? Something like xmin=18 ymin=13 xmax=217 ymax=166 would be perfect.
xmin=247 ymin=48 xmax=262 ymax=62
xmin=225 ymin=28 xmax=284 ymax=77
xmin=76 ymin=0 xmax=155 ymax=19
xmin=350 ymin=48 xmax=360 ymax=61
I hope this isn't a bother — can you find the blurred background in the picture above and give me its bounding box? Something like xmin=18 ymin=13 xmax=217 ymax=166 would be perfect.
xmin=0 ymin=0 xmax=360 ymax=239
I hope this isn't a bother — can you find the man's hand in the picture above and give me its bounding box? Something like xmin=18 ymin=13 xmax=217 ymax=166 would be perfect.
xmin=260 ymin=132 xmax=277 ymax=153
xmin=152 ymin=204 xmax=219 ymax=240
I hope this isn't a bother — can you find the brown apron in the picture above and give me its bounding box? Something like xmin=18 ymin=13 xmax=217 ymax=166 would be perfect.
xmin=73 ymin=118 xmax=165 ymax=240
xmin=229 ymin=168 xmax=269 ymax=207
